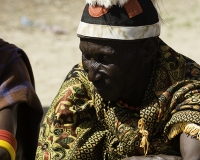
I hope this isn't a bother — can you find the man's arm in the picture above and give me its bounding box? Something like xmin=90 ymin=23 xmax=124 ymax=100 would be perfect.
xmin=180 ymin=132 xmax=200 ymax=160
xmin=0 ymin=105 xmax=18 ymax=160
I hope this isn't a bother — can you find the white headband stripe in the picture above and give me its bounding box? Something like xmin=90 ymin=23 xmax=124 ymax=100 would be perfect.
xmin=77 ymin=21 xmax=160 ymax=40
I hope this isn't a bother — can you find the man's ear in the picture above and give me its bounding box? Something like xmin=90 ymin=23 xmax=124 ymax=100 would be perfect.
xmin=139 ymin=37 xmax=158 ymax=63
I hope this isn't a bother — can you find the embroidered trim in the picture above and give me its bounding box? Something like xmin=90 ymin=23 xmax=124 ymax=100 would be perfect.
xmin=168 ymin=122 xmax=200 ymax=140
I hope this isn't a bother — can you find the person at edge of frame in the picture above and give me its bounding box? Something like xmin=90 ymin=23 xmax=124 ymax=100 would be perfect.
xmin=0 ymin=38 xmax=43 ymax=160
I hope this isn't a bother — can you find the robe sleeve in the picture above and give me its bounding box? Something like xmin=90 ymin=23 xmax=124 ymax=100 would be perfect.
xmin=163 ymin=81 xmax=200 ymax=140
xmin=36 ymin=65 xmax=95 ymax=159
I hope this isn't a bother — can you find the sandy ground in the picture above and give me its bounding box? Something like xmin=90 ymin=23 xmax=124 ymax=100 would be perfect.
xmin=0 ymin=0 xmax=200 ymax=108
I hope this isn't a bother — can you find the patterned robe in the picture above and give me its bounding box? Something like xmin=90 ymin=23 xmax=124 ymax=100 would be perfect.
xmin=36 ymin=39 xmax=200 ymax=160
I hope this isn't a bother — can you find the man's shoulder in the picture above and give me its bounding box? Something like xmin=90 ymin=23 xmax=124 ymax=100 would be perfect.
xmin=0 ymin=39 xmax=19 ymax=63
xmin=0 ymin=38 xmax=35 ymax=85
xmin=0 ymin=38 xmax=29 ymax=66
xmin=158 ymin=38 xmax=199 ymax=65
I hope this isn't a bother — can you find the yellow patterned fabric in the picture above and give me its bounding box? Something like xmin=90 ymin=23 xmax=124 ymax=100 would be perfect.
xmin=36 ymin=39 xmax=200 ymax=160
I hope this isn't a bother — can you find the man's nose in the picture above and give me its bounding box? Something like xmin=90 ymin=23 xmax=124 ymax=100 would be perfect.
xmin=88 ymin=61 xmax=102 ymax=82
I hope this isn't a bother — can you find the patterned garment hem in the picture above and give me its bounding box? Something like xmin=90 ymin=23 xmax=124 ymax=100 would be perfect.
xmin=168 ymin=122 xmax=200 ymax=140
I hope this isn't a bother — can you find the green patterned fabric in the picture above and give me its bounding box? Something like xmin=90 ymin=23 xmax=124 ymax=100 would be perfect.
xmin=36 ymin=39 xmax=200 ymax=160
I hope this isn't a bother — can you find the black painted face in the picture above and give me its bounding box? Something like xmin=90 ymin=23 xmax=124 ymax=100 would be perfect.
xmin=80 ymin=38 xmax=143 ymax=101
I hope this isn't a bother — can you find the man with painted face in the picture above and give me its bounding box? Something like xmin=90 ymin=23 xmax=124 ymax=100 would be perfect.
xmin=36 ymin=0 xmax=200 ymax=159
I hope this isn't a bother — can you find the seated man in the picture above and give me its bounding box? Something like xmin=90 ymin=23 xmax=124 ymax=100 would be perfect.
xmin=36 ymin=0 xmax=200 ymax=159
xmin=0 ymin=39 xmax=43 ymax=160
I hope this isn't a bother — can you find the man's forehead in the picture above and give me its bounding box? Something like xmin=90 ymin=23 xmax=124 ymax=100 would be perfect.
xmin=79 ymin=38 xmax=140 ymax=55
xmin=80 ymin=38 xmax=116 ymax=50
xmin=80 ymin=37 xmax=141 ymax=46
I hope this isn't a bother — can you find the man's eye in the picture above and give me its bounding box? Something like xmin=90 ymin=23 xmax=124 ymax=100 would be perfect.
xmin=82 ymin=54 xmax=90 ymax=60
xmin=99 ymin=55 xmax=111 ymax=64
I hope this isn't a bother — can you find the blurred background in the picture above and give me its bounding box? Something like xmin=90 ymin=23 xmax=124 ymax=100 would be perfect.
xmin=0 ymin=0 xmax=200 ymax=111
